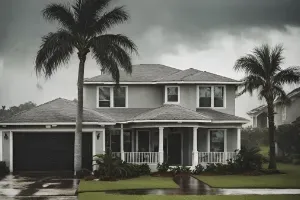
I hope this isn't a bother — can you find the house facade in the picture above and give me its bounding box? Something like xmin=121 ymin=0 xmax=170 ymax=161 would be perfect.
xmin=0 ymin=64 xmax=248 ymax=172
xmin=247 ymin=87 xmax=300 ymax=128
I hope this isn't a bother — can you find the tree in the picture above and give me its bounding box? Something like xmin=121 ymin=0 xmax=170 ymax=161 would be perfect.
xmin=35 ymin=0 xmax=137 ymax=172
xmin=234 ymin=44 xmax=300 ymax=169
xmin=0 ymin=102 xmax=36 ymax=120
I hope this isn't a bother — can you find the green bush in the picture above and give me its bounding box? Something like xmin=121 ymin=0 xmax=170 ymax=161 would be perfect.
xmin=0 ymin=161 xmax=9 ymax=177
xmin=170 ymin=166 xmax=191 ymax=175
xmin=192 ymin=164 xmax=204 ymax=175
xmin=205 ymin=163 xmax=217 ymax=173
xmin=234 ymin=146 xmax=265 ymax=171
xmin=138 ymin=163 xmax=151 ymax=175
xmin=157 ymin=162 xmax=169 ymax=173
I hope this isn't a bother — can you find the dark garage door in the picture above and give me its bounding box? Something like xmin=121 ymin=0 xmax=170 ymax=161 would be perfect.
xmin=13 ymin=132 xmax=92 ymax=172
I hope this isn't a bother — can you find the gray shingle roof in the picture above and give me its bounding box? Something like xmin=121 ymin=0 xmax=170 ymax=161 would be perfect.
xmin=84 ymin=64 xmax=180 ymax=82
xmin=247 ymin=105 xmax=267 ymax=116
xmin=131 ymin=104 xmax=210 ymax=121
xmin=94 ymin=108 xmax=152 ymax=122
xmin=196 ymin=108 xmax=249 ymax=122
xmin=0 ymin=98 xmax=114 ymax=124
xmin=84 ymin=64 xmax=240 ymax=83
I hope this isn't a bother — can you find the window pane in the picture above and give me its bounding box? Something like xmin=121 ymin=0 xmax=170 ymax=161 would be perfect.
xmin=124 ymin=131 xmax=132 ymax=152
xmin=210 ymin=130 xmax=224 ymax=152
xmin=199 ymin=87 xmax=211 ymax=107
xmin=114 ymin=87 xmax=126 ymax=107
xmin=167 ymin=87 xmax=178 ymax=102
xmin=214 ymin=86 xmax=224 ymax=107
xmin=99 ymin=87 xmax=110 ymax=107
xmin=111 ymin=130 xmax=120 ymax=152
xmin=138 ymin=131 xmax=149 ymax=152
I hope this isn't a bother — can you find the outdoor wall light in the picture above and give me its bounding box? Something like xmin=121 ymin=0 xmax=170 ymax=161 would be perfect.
xmin=97 ymin=133 xmax=100 ymax=140
xmin=4 ymin=133 xmax=9 ymax=140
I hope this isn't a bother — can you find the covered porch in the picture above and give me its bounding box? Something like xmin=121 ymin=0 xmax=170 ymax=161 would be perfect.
xmin=96 ymin=124 xmax=241 ymax=167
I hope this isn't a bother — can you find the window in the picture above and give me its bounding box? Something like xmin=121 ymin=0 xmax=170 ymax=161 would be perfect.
xmin=282 ymin=105 xmax=287 ymax=121
xmin=198 ymin=86 xmax=225 ymax=108
xmin=114 ymin=87 xmax=126 ymax=107
xmin=210 ymin=130 xmax=225 ymax=152
xmin=199 ymin=87 xmax=211 ymax=107
xmin=98 ymin=87 xmax=111 ymax=107
xmin=165 ymin=86 xmax=180 ymax=104
xmin=97 ymin=86 xmax=127 ymax=108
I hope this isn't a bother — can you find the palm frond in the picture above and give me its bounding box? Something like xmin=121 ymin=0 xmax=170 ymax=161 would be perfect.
xmin=273 ymin=67 xmax=300 ymax=85
xmin=91 ymin=6 xmax=129 ymax=35
xmin=237 ymin=75 xmax=265 ymax=96
xmin=35 ymin=30 xmax=75 ymax=78
xmin=234 ymin=55 xmax=266 ymax=79
xmin=252 ymin=44 xmax=271 ymax=77
xmin=43 ymin=3 xmax=75 ymax=32
xmin=270 ymin=44 xmax=284 ymax=75
xmin=273 ymin=85 xmax=291 ymax=105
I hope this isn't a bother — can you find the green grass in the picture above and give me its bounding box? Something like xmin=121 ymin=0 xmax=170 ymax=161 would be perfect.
xmin=78 ymin=193 xmax=300 ymax=200
xmin=196 ymin=163 xmax=300 ymax=188
xmin=78 ymin=176 xmax=178 ymax=192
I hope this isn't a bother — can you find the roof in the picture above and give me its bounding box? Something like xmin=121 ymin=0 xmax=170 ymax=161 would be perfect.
xmin=287 ymin=87 xmax=300 ymax=98
xmin=247 ymin=105 xmax=267 ymax=116
xmin=84 ymin=64 xmax=180 ymax=83
xmin=196 ymin=108 xmax=249 ymax=122
xmin=0 ymin=98 xmax=114 ymax=124
xmin=84 ymin=64 xmax=240 ymax=84
xmin=0 ymin=98 xmax=248 ymax=125
xmin=131 ymin=104 xmax=210 ymax=121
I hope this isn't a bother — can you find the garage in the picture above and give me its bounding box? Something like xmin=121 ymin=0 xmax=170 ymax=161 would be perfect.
xmin=13 ymin=132 xmax=93 ymax=172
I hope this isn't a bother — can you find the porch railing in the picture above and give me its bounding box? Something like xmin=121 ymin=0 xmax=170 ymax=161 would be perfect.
xmin=112 ymin=152 xmax=159 ymax=164
xmin=198 ymin=152 xmax=237 ymax=164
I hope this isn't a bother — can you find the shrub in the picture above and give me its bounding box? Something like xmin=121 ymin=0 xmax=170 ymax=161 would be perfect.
xmin=204 ymin=163 xmax=217 ymax=173
xmin=170 ymin=166 xmax=191 ymax=175
xmin=138 ymin=163 xmax=151 ymax=175
xmin=234 ymin=146 xmax=265 ymax=172
xmin=0 ymin=161 xmax=9 ymax=177
xmin=192 ymin=164 xmax=204 ymax=175
xmin=76 ymin=168 xmax=91 ymax=179
xmin=260 ymin=168 xmax=281 ymax=175
xmin=157 ymin=162 xmax=169 ymax=173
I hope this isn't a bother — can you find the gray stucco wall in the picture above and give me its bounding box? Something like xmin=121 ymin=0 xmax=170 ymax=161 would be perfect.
xmin=285 ymin=98 xmax=300 ymax=124
xmin=84 ymin=84 xmax=236 ymax=114
xmin=257 ymin=112 xmax=268 ymax=128
xmin=227 ymin=129 xmax=238 ymax=152
xmin=197 ymin=128 xmax=208 ymax=152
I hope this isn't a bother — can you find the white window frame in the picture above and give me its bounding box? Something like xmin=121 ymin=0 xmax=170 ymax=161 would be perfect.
xmin=164 ymin=85 xmax=180 ymax=104
xmin=282 ymin=105 xmax=287 ymax=121
xmin=196 ymin=85 xmax=226 ymax=108
xmin=208 ymin=129 xmax=227 ymax=153
xmin=96 ymin=86 xmax=128 ymax=108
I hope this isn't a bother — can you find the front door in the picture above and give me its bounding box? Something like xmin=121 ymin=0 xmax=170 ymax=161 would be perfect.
xmin=167 ymin=133 xmax=182 ymax=165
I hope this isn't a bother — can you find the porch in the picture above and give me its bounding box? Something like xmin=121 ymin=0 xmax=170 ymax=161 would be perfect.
xmin=97 ymin=126 xmax=241 ymax=167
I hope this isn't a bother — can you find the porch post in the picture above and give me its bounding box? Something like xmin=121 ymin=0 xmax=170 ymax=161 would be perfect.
xmin=237 ymin=128 xmax=241 ymax=151
xmin=101 ymin=130 xmax=106 ymax=153
xmin=159 ymin=127 xmax=164 ymax=164
xmin=120 ymin=124 xmax=124 ymax=160
xmin=192 ymin=127 xmax=198 ymax=166
xmin=224 ymin=130 xmax=228 ymax=163
xmin=0 ymin=131 xmax=2 ymax=161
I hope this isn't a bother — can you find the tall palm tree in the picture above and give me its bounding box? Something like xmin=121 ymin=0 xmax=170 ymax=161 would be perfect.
xmin=35 ymin=0 xmax=137 ymax=172
xmin=234 ymin=44 xmax=300 ymax=169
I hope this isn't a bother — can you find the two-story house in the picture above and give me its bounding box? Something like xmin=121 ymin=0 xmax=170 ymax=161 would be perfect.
xmin=0 ymin=64 xmax=248 ymax=172
xmin=247 ymin=87 xmax=300 ymax=128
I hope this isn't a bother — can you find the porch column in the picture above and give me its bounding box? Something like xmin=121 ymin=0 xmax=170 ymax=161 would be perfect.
xmin=159 ymin=127 xmax=164 ymax=164
xmin=224 ymin=130 xmax=228 ymax=162
xmin=192 ymin=127 xmax=198 ymax=166
xmin=237 ymin=128 xmax=241 ymax=151
xmin=120 ymin=124 xmax=124 ymax=160
xmin=0 ymin=131 xmax=2 ymax=161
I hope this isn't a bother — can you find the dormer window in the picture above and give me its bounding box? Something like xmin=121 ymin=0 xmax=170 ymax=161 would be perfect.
xmin=97 ymin=86 xmax=128 ymax=108
xmin=165 ymin=86 xmax=180 ymax=104
xmin=197 ymin=85 xmax=226 ymax=108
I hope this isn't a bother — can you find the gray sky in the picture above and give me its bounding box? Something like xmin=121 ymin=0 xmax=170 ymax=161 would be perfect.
xmin=1 ymin=0 xmax=300 ymax=120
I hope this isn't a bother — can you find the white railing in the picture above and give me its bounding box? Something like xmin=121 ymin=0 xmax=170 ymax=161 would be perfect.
xmin=198 ymin=152 xmax=237 ymax=164
xmin=112 ymin=152 xmax=159 ymax=164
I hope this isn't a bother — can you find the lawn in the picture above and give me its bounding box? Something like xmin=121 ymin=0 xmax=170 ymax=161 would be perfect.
xmin=195 ymin=163 xmax=300 ymax=188
xmin=78 ymin=176 xmax=178 ymax=192
xmin=78 ymin=193 xmax=300 ymax=200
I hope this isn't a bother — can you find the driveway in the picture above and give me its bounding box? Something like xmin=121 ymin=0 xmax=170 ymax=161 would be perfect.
xmin=0 ymin=173 xmax=78 ymax=199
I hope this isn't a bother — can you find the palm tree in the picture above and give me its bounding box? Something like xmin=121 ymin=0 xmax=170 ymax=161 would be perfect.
xmin=234 ymin=44 xmax=300 ymax=169
xmin=35 ymin=0 xmax=137 ymax=172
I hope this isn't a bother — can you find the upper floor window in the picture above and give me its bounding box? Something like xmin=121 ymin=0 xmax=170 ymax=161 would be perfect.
xmin=97 ymin=86 xmax=127 ymax=108
xmin=165 ymin=86 xmax=180 ymax=104
xmin=198 ymin=86 xmax=226 ymax=108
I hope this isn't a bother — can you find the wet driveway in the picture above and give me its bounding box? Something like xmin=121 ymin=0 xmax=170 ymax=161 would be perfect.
xmin=105 ymin=175 xmax=300 ymax=195
xmin=0 ymin=173 xmax=78 ymax=199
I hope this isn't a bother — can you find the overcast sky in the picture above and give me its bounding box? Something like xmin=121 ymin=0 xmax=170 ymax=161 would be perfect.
xmin=1 ymin=0 xmax=300 ymax=119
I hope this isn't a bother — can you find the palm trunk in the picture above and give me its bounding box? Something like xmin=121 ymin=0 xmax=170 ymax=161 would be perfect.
xmin=74 ymin=53 xmax=86 ymax=173
xmin=267 ymin=100 xmax=277 ymax=170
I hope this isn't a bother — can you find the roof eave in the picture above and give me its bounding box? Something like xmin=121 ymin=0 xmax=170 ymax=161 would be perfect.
xmin=84 ymin=81 xmax=243 ymax=85
xmin=0 ymin=122 xmax=116 ymax=126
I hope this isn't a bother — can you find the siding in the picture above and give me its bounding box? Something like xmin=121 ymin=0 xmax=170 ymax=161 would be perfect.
xmin=227 ymin=128 xmax=237 ymax=152
xmin=285 ymin=98 xmax=300 ymax=124
xmin=197 ymin=128 xmax=208 ymax=152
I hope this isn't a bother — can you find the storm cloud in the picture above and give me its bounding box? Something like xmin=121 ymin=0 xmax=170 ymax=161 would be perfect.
xmin=1 ymin=0 xmax=300 ymax=119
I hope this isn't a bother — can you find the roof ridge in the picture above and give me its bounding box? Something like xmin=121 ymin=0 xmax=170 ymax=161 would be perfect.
xmin=180 ymin=68 xmax=203 ymax=80
xmin=152 ymin=68 xmax=183 ymax=82
xmin=197 ymin=108 xmax=248 ymax=121
xmin=201 ymin=71 xmax=239 ymax=82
